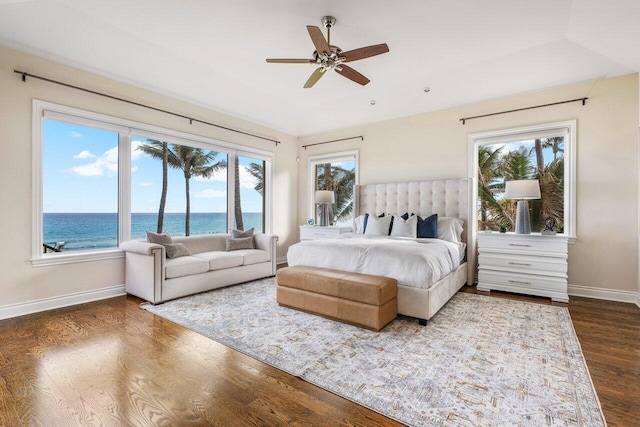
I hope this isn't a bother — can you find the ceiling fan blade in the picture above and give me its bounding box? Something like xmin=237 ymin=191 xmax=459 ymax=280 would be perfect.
xmin=266 ymin=58 xmax=315 ymax=64
xmin=335 ymin=65 xmax=370 ymax=86
xmin=341 ymin=43 xmax=389 ymax=62
xmin=304 ymin=67 xmax=326 ymax=88
xmin=307 ymin=25 xmax=331 ymax=54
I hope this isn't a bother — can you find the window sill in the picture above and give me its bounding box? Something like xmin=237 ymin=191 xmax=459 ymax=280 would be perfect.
xmin=32 ymin=249 xmax=124 ymax=267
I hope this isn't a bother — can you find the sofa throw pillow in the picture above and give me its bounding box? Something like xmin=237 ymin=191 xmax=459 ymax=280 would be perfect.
xmin=231 ymin=228 xmax=254 ymax=238
xmin=164 ymin=243 xmax=191 ymax=259
xmin=146 ymin=231 xmax=173 ymax=245
xmin=417 ymin=213 xmax=438 ymax=238
xmin=226 ymin=236 xmax=255 ymax=251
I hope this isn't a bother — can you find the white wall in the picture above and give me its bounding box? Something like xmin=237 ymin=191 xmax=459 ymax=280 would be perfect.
xmin=299 ymin=74 xmax=640 ymax=294
xmin=0 ymin=45 xmax=299 ymax=310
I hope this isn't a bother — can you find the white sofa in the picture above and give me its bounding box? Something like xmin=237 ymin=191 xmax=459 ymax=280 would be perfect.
xmin=119 ymin=233 xmax=278 ymax=304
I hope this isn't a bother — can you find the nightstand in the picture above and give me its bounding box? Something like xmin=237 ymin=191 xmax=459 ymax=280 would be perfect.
xmin=299 ymin=225 xmax=352 ymax=241
xmin=477 ymin=232 xmax=568 ymax=302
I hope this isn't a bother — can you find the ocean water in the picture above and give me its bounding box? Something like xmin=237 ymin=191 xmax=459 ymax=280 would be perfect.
xmin=43 ymin=212 xmax=264 ymax=252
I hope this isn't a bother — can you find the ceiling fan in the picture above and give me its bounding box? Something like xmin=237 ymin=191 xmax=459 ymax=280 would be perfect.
xmin=266 ymin=16 xmax=389 ymax=88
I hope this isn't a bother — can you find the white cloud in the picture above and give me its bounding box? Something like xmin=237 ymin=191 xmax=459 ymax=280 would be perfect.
xmin=194 ymin=165 xmax=258 ymax=189
xmin=131 ymin=140 xmax=145 ymax=162
xmin=69 ymin=131 xmax=83 ymax=138
xmin=194 ymin=168 xmax=226 ymax=182
xmin=192 ymin=189 xmax=227 ymax=199
xmin=68 ymin=146 xmax=118 ymax=177
xmin=131 ymin=166 xmax=138 ymax=173
xmin=73 ymin=150 xmax=95 ymax=160
xmin=139 ymin=182 xmax=153 ymax=187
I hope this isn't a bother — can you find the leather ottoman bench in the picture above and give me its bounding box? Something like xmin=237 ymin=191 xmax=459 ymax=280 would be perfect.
xmin=276 ymin=265 xmax=397 ymax=331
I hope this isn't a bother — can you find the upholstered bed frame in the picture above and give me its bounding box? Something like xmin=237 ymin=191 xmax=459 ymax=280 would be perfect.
xmin=354 ymin=178 xmax=474 ymax=323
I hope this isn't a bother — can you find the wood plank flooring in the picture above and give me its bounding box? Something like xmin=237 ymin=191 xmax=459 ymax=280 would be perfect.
xmin=1 ymin=287 xmax=638 ymax=426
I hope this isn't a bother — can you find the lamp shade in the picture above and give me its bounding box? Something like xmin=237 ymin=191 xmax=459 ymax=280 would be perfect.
xmin=504 ymin=180 xmax=541 ymax=200
xmin=315 ymin=190 xmax=335 ymax=204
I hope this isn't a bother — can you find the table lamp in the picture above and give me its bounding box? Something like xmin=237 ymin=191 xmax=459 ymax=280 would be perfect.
xmin=504 ymin=179 xmax=541 ymax=234
xmin=315 ymin=190 xmax=335 ymax=227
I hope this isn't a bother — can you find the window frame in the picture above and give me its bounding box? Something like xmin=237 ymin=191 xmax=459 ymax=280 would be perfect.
xmin=307 ymin=150 xmax=359 ymax=225
xmin=468 ymin=120 xmax=576 ymax=242
xmin=32 ymin=100 xmax=273 ymax=266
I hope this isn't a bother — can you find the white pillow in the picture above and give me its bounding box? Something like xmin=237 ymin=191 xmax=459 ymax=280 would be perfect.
xmin=353 ymin=214 xmax=367 ymax=234
xmin=438 ymin=217 xmax=464 ymax=242
xmin=390 ymin=215 xmax=417 ymax=238
xmin=364 ymin=214 xmax=392 ymax=236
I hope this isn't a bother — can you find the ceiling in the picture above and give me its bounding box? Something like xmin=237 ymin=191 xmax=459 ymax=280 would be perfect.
xmin=1 ymin=0 xmax=639 ymax=136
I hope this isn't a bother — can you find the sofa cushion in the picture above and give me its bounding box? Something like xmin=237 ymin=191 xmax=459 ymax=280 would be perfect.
xmin=193 ymin=251 xmax=244 ymax=270
xmin=165 ymin=256 xmax=210 ymax=279
xmin=230 ymin=249 xmax=271 ymax=266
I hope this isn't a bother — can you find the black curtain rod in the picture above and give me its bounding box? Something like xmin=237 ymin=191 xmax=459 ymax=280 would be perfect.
xmin=459 ymin=97 xmax=588 ymax=125
xmin=14 ymin=70 xmax=280 ymax=145
xmin=302 ymin=136 xmax=363 ymax=150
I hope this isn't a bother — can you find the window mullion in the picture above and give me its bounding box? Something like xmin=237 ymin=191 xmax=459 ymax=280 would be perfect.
xmin=118 ymin=133 xmax=132 ymax=244
xmin=227 ymin=153 xmax=236 ymax=232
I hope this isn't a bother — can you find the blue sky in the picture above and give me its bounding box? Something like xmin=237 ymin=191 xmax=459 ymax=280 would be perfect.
xmin=43 ymin=120 xmax=263 ymax=213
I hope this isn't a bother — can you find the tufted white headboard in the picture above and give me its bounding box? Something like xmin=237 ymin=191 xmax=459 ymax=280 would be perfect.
xmin=354 ymin=178 xmax=475 ymax=285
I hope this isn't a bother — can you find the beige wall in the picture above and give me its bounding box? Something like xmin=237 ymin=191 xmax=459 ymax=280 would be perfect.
xmin=299 ymin=74 xmax=639 ymax=293
xmin=0 ymin=45 xmax=299 ymax=307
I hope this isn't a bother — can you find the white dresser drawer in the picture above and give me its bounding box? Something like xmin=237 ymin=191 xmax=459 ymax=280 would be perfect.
xmin=479 ymin=234 xmax=567 ymax=254
xmin=477 ymin=270 xmax=568 ymax=302
xmin=478 ymin=253 xmax=567 ymax=275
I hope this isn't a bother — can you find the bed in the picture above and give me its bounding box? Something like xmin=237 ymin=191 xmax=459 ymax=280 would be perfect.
xmin=287 ymin=178 xmax=473 ymax=324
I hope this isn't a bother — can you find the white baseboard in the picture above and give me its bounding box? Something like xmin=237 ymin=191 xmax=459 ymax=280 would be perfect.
xmin=568 ymin=284 xmax=639 ymax=305
xmin=0 ymin=285 xmax=126 ymax=320
xmin=276 ymin=256 xmax=287 ymax=265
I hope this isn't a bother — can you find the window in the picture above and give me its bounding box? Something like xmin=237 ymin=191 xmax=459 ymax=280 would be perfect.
xmin=131 ymin=137 xmax=229 ymax=239
xmin=33 ymin=101 xmax=273 ymax=265
xmin=235 ymin=155 xmax=265 ymax=233
xmin=308 ymin=151 xmax=358 ymax=227
xmin=469 ymin=121 xmax=576 ymax=238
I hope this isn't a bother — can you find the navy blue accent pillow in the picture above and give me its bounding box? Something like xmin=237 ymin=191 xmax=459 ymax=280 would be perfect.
xmin=417 ymin=213 xmax=438 ymax=238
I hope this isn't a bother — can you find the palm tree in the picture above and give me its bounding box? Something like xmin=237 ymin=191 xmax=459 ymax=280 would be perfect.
xmin=137 ymin=140 xmax=168 ymax=233
xmin=543 ymin=137 xmax=564 ymax=161
xmin=478 ymin=146 xmax=509 ymax=230
xmin=315 ymin=163 xmax=355 ymax=225
xmin=234 ymin=161 xmax=266 ymax=232
xmin=247 ymin=162 xmax=264 ymax=195
xmin=234 ymin=156 xmax=243 ymax=230
xmin=138 ymin=142 xmax=225 ymax=236
xmin=478 ymin=140 xmax=566 ymax=233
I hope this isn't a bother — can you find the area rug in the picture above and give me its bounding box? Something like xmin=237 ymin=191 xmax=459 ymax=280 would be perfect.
xmin=142 ymin=278 xmax=606 ymax=426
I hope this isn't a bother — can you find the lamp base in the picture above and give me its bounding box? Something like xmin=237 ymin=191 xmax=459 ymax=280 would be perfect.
xmin=515 ymin=200 xmax=531 ymax=234
xmin=318 ymin=204 xmax=330 ymax=227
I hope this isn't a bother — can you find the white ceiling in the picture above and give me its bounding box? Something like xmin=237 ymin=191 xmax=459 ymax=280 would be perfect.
xmin=1 ymin=0 xmax=639 ymax=136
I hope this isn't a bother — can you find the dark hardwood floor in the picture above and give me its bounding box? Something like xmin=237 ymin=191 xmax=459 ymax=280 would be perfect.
xmin=0 ymin=287 xmax=638 ymax=426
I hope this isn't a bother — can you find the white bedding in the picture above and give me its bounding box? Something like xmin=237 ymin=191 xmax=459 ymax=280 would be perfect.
xmin=286 ymin=233 xmax=464 ymax=289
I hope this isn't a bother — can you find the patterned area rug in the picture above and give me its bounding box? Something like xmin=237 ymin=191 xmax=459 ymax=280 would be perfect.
xmin=142 ymin=278 xmax=605 ymax=426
